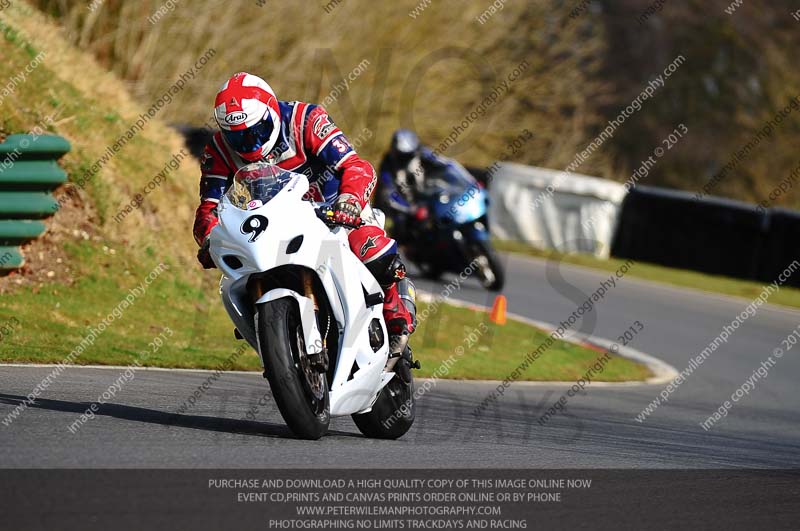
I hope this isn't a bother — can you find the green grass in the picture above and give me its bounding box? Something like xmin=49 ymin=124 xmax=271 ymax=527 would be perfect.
xmin=412 ymin=300 xmax=651 ymax=382
xmin=0 ymin=11 xmax=649 ymax=383
xmin=495 ymin=240 xmax=800 ymax=310
xmin=0 ymin=242 xmax=263 ymax=370
xmin=0 ymin=242 xmax=650 ymax=382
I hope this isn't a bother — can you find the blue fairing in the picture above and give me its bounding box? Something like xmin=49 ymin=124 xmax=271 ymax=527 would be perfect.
xmin=429 ymin=161 xmax=488 ymax=222
xmin=432 ymin=188 xmax=488 ymax=224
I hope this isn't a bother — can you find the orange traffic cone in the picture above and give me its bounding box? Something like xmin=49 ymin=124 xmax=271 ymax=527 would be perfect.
xmin=489 ymin=295 xmax=507 ymax=325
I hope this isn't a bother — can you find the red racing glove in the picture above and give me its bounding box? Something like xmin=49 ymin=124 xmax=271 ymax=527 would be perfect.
xmin=197 ymin=238 xmax=216 ymax=269
xmin=193 ymin=200 xmax=219 ymax=246
xmin=193 ymin=200 xmax=218 ymax=269
xmin=332 ymin=194 xmax=362 ymax=227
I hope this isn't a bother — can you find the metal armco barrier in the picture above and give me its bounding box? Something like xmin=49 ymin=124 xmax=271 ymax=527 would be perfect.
xmin=611 ymin=185 xmax=800 ymax=288
xmin=0 ymin=134 xmax=70 ymax=273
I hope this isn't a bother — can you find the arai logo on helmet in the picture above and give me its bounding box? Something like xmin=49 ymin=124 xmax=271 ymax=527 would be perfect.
xmin=224 ymin=112 xmax=248 ymax=126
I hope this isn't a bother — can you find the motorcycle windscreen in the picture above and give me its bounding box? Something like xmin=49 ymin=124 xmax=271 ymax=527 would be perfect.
xmin=225 ymin=163 xmax=294 ymax=210
xmin=435 ymin=188 xmax=487 ymax=224
xmin=455 ymin=192 xmax=487 ymax=223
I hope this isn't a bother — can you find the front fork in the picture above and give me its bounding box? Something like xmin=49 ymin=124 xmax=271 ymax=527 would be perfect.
xmin=302 ymin=270 xmax=329 ymax=373
xmin=452 ymin=221 xmax=489 ymax=271
xmin=249 ymin=270 xmax=330 ymax=374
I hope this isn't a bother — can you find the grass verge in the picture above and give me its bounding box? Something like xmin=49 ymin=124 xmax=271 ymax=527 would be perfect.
xmin=0 ymin=241 xmax=650 ymax=382
xmin=413 ymin=299 xmax=651 ymax=382
xmin=0 ymin=242 xmax=260 ymax=370
xmin=0 ymin=9 xmax=648 ymax=384
xmin=495 ymin=240 xmax=800 ymax=310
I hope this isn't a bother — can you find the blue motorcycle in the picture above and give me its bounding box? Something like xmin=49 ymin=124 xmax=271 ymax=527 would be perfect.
xmin=401 ymin=161 xmax=505 ymax=292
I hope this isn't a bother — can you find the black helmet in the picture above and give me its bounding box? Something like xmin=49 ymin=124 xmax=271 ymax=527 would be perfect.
xmin=390 ymin=129 xmax=420 ymax=163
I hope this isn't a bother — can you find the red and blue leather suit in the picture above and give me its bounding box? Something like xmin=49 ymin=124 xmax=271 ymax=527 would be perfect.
xmin=192 ymin=101 xmax=414 ymax=336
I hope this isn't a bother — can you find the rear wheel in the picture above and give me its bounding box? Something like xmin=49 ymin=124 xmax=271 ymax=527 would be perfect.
xmin=257 ymin=298 xmax=330 ymax=440
xmin=352 ymin=357 xmax=415 ymax=440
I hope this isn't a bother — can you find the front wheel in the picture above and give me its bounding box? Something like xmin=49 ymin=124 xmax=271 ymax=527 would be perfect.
xmin=473 ymin=240 xmax=505 ymax=292
xmin=257 ymin=298 xmax=330 ymax=440
xmin=352 ymin=359 xmax=415 ymax=439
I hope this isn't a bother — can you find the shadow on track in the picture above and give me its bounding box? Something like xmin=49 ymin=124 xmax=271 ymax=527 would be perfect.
xmin=0 ymin=392 xmax=358 ymax=440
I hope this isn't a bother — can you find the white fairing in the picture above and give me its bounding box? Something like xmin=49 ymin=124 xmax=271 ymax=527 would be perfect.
xmin=209 ymin=171 xmax=391 ymax=416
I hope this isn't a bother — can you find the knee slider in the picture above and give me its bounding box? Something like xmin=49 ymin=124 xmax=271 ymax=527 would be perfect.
xmin=366 ymin=252 xmax=407 ymax=289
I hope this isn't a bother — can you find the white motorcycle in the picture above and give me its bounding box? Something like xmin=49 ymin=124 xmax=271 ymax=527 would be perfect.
xmin=208 ymin=163 xmax=416 ymax=440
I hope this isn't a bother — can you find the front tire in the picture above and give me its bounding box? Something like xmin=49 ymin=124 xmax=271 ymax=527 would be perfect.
xmin=352 ymin=361 xmax=415 ymax=440
xmin=257 ymin=298 xmax=330 ymax=440
xmin=473 ymin=240 xmax=505 ymax=292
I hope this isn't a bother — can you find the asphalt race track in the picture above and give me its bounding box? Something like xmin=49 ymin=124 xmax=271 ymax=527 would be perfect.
xmin=2 ymin=253 xmax=799 ymax=468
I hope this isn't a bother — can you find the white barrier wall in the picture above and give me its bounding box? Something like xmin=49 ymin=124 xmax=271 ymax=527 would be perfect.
xmin=488 ymin=162 xmax=627 ymax=258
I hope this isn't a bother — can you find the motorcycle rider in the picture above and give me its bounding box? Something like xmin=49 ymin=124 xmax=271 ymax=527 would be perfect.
xmin=377 ymin=129 xmax=450 ymax=238
xmin=193 ymin=72 xmax=416 ymax=355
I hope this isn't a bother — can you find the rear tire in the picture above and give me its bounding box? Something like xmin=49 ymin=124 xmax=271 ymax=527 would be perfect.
xmin=352 ymin=363 xmax=415 ymax=440
xmin=257 ymin=298 xmax=330 ymax=440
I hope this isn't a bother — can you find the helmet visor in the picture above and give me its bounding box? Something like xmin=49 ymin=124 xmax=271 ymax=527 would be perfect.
xmin=222 ymin=116 xmax=274 ymax=154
